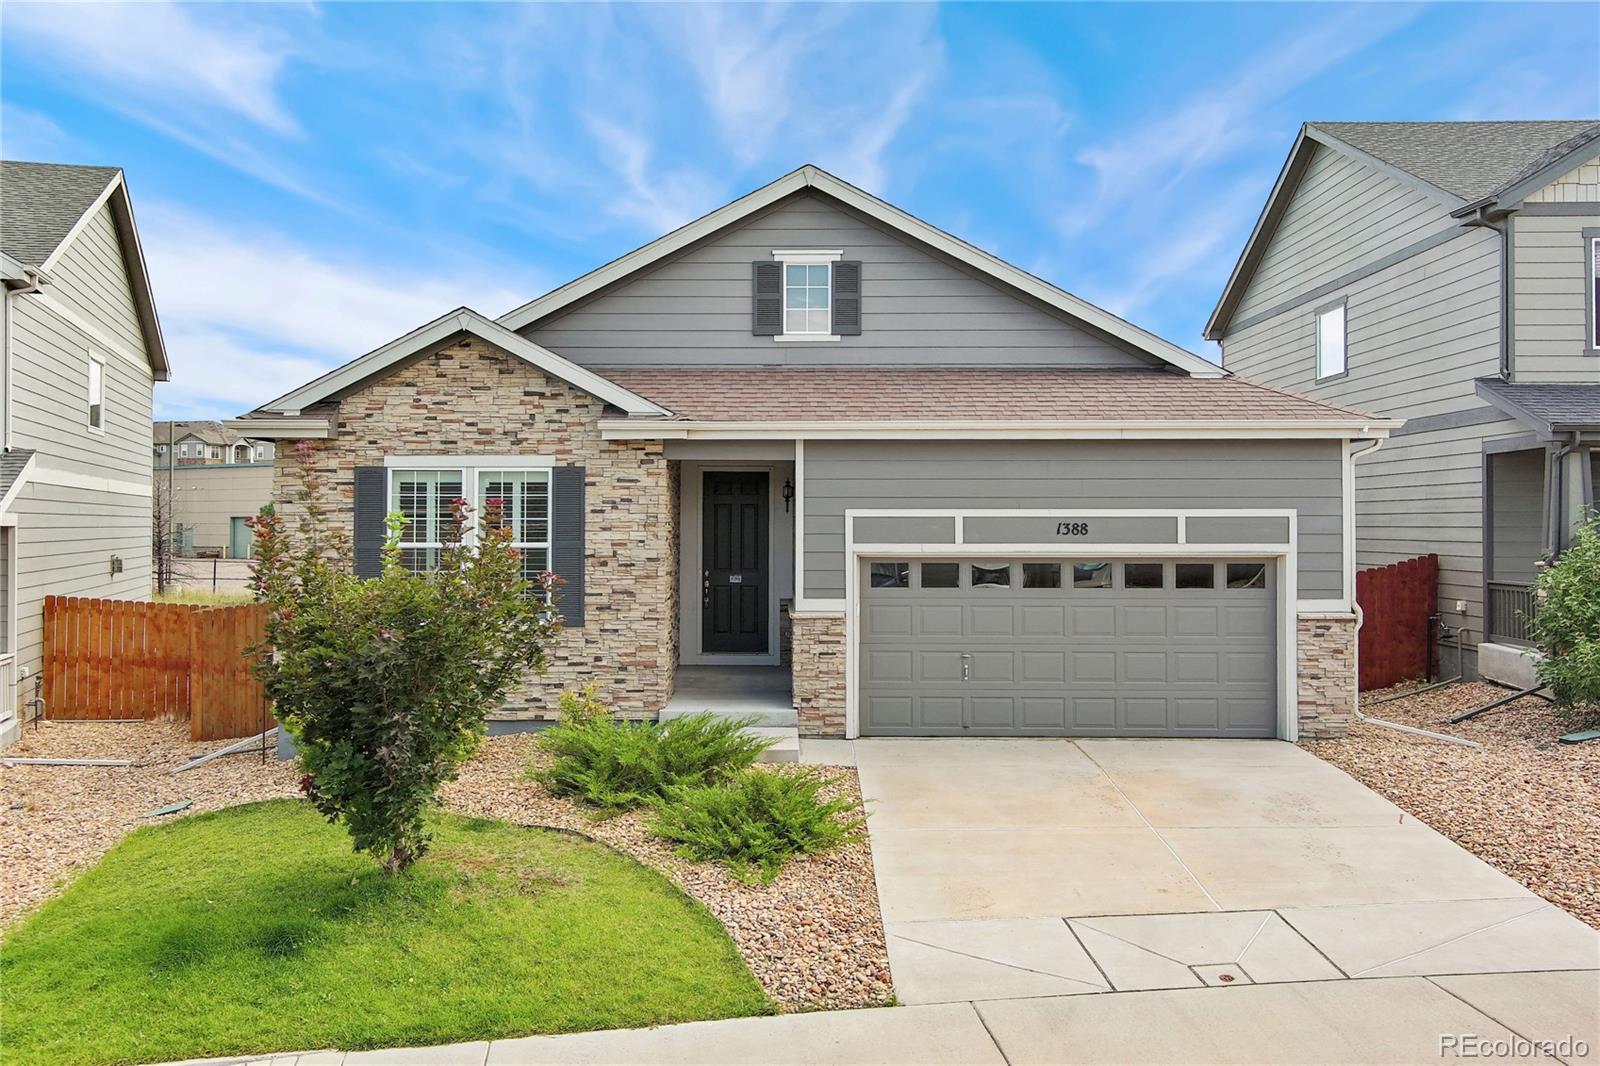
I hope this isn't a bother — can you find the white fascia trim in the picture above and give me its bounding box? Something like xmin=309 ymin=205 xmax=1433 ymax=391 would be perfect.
xmin=222 ymin=418 xmax=335 ymax=439
xmin=383 ymin=454 xmax=555 ymax=469
xmin=496 ymin=165 xmax=1223 ymax=378
xmin=0 ymin=452 xmax=36 ymax=513
xmin=772 ymin=334 xmax=842 ymax=343
xmin=599 ymin=418 xmax=1400 ymax=441
xmin=261 ymin=308 xmax=670 ymax=418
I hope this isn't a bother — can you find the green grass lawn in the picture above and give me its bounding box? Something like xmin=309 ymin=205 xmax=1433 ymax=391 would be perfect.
xmin=1 ymin=800 xmax=771 ymax=1066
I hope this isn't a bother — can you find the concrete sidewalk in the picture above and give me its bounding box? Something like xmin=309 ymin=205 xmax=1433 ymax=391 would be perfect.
xmin=165 ymin=969 xmax=1599 ymax=1065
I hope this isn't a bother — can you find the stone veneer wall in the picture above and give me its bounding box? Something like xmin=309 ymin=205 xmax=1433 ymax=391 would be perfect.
xmin=272 ymin=336 xmax=676 ymax=720
xmin=1297 ymin=612 xmax=1357 ymax=739
xmin=791 ymin=612 xmax=847 ymax=737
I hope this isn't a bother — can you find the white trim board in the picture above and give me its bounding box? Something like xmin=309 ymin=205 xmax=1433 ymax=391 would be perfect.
xmin=497 ymin=164 xmax=1227 ymax=378
xmin=26 ymin=464 xmax=151 ymax=498
xmin=838 ymin=507 xmax=1306 ymax=743
xmin=600 ymin=418 xmax=1399 ymax=442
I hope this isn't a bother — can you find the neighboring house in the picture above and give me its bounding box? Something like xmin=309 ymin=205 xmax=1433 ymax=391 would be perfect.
xmin=0 ymin=160 xmax=168 ymax=744
xmin=1208 ymin=121 xmax=1600 ymax=684
xmin=153 ymin=419 xmax=274 ymax=467
xmin=231 ymin=165 xmax=1396 ymax=742
xmin=154 ymin=420 xmax=273 ymax=558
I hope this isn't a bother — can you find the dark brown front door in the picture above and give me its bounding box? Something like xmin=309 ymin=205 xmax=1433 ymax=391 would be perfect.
xmin=702 ymin=471 xmax=769 ymax=654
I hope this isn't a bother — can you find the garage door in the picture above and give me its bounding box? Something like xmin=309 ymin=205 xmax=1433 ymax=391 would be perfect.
xmin=859 ymin=558 xmax=1277 ymax=737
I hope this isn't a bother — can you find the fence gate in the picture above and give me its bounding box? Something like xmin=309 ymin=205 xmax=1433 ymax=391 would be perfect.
xmin=43 ymin=596 xmax=273 ymax=741
xmin=1354 ymin=554 xmax=1439 ymax=691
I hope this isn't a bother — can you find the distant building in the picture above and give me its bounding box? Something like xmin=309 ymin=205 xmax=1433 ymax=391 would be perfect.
xmin=153 ymin=421 xmax=273 ymax=558
xmin=153 ymin=420 xmax=274 ymax=467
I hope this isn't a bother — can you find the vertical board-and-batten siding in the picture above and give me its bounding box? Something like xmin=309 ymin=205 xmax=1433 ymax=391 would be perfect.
xmin=5 ymin=201 xmax=156 ymax=682
xmin=1511 ymin=210 xmax=1600 ymax=381
xmin=800 ymin=440 xmax=1345 ymax=600
xmin=522 ymin=190 xmax=1161 ymax=369
xmin=1231 ymin=143 xmax=1459 ymax=323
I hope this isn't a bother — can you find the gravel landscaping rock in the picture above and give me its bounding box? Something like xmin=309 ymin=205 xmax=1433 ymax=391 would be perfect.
xmin=1 ymin=724 xmax=893 ymax=1014
xmin=0 ymin=721 xmax=300 ymax=926
xmin=1303 ymin=681 xmax=1600 ymax=929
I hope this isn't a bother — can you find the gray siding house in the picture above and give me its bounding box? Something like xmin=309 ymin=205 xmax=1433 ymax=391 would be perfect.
xmin=1209 ymin=121 xmax=1600 ymax=682
xmin=0 ymin=161 xmax=168 ymax=744
xmin=154 ymin=420 xmax=274 ymax=559
xmin=233 ymin=166 xmax=1395 ymax=743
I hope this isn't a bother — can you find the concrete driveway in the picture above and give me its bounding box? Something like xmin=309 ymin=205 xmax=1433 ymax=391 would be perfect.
xmin=851 ymin=736 xmax=1599 ymax=1060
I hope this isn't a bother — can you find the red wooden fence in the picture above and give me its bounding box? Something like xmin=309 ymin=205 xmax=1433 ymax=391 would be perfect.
xmin=1355 ymin=554 xmax=1438 ymax=691
xmin=43 ymin=596 xmax=273 ymax=741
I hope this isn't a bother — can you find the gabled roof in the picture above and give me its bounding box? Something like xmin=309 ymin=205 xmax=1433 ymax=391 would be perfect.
xmin=497 ymin=164 xmax=1223 ymax=378
xmin=0 ymin=448 xmax=36 ymax=513
xmin=1311 ymin=120 xmax=1600 ymax=203
xmin=0 ymin=160 xmax=170 ymax=379
xmin=154 ymin=420 xmax=240 ymax=447
xmin=250 ymin=307 xmax=670 ymax=418
xmin=1476 ymin=378 xmax=1600 ymax=438
xmin=1206 ymin=121 xmax=1600 ymax=341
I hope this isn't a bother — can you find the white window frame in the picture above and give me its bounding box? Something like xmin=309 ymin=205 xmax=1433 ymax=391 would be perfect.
xmin=771 ymin=249 xmax=843 ymax=342
xmin=86 ymin=352 xmax=105 ymax=433
xmin=1586 ymin=232 xmax=1600 ymax=355
xmin=383 ymin=455 xmax=555 ymax=575
xmin=1315 ymin=299 xmax=1347 ymax=381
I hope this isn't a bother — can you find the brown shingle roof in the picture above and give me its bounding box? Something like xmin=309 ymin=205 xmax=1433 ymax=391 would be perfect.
xmin=599 ymin=367 xmax=1379 ymax=423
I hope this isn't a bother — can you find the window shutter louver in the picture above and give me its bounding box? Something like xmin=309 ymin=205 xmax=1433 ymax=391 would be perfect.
xmin=353 ymin=466 xmax=386 ymax=578
xmin=833 ymin=260 xmax=862 ymax=336
xmin=752 ymin=261 xmax=782 ymax=336
xmin=550 ymin=465 xmax=586 ymax=627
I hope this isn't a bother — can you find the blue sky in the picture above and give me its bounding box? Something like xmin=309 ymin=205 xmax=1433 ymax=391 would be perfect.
xmin=2 ymin=2 xmax=1595 ymax=419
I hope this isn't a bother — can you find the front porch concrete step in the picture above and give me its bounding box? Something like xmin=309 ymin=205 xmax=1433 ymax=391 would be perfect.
xmin=749 ymin=726 xmax=800 ymax=764
xmin=659 ymin=706 xmax=799 ymax=728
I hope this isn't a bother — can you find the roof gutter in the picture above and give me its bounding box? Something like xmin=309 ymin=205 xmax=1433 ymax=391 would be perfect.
xmin=597 ymin=417 xmax=1401 ymax=442
xmin=1458 ymin=203 xmax=1511 ymax=380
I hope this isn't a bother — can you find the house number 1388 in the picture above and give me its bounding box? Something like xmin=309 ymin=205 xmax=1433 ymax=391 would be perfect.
xmin=1055 ymin=522 xmax=1090 ymax=536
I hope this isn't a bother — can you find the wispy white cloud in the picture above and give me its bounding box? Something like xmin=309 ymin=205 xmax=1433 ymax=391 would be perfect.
xmin=3 ymin=1 xmax=301 ymax=135
xmin=0 ymin=102 xmax=71 ymax=160
xmin=142 ymin=205 xmax=534 ymax=417
xmin=1067 ymin=5 xmax=1423 ymax=235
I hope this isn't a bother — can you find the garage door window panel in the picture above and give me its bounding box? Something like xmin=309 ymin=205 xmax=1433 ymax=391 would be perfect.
xmin=920 ymin=562 xmax=960 ymax=589
xmin=1022 ymin=562 xmax=1062 ymax=589
xmin=1226 ymin=562 xmax=1267 ymax=589
xmin=1176 ymin=563 xmax=1216 ymax=589
xmin=971 ymin=563 xmax=1011 ymax=588
xmin=870 ymin=561 xmax=910 ymax=589
xmin=1124 ymin=562 xmax=1165 ymax=589
xmin=1073 ymin=562 xmax=1112 ymax=589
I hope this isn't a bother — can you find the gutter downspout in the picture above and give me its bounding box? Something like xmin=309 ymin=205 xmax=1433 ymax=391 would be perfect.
xmin=1348 ymin=435 xmax=1483 ymax=750
xmin=1459 ymin=203 xmax=1510 ymax=380
xmin=2 ymin=269 xmax=48 ymax=454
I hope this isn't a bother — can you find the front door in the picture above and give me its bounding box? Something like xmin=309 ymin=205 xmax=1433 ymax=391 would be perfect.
xmin=702 ymin=471 xmax=769 ymax=654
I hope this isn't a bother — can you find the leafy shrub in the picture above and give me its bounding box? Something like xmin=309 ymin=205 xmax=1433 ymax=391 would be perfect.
xmin=556 ymin=683 xmax=611 ymax=728
xmin=538 ymin=710 xmax=771 ymax=810
xmin=252 ymin=442 xmax=560 ymax=872
xmin=1529 ymin=513 xmax=1600 ymax=724
xmin=650 ymin=769 xmax=865 ymax=883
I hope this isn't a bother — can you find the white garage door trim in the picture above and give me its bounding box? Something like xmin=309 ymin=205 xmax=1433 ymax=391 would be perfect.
xmin=843 ymin=508 xmax=1302 ymax=742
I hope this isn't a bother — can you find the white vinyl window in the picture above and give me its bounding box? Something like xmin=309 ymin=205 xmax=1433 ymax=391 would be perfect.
xmin=388 ymin=460 xmax=552 ymax=580
xmin=87 ymin=354 xmax=104 ymax=430
xmin=1588 ymin=235 xmax=1599 ymax=350
xmin=784 ymin=262 xmax=831 ymax=334
xmin=478 ymin=470 xmax=551 ymax=581
xmin=1316 ymin=302 xmax=1347 ymax=380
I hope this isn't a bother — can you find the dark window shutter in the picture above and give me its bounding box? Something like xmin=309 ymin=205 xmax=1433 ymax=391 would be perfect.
xmin=550 ymin=465 xmax=586 ymax=627
xmin=353 ymin=466 xmax=386 ymax=578
xmin=752 ymin=261 xmax=782 ymax=336
xmin=833 ymin=260 xmax=862 ymax=336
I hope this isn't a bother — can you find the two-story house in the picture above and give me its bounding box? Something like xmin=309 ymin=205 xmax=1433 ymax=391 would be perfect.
xmin=154 ymin=420 xmax=274 ymax=559
xmin=231 ymin=165 xmax=1397 ymax=745
xmin=0 ymin=160 xmax=168 ymax=744
xmin=1209 ymin=121 xmax=1600 ymax=685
